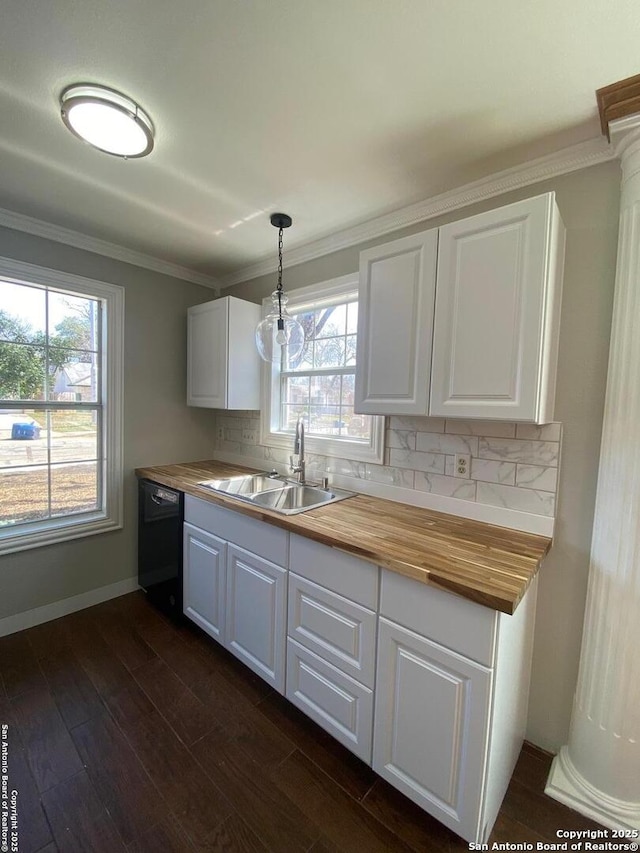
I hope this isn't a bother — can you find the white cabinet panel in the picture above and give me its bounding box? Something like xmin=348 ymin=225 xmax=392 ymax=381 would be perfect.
xmin=288 ymin=573 xmax=377 ymax=688
xmin=380 ymin=569 xmax=496 ymax=667
xmin=225 ymin=544 xmax=287 ymax=693
xmin=183 ymin=522 xmax=226 ymax=643
xmin=286 ymin=639 xmax=373 ymax=763
xmin=187 ymin=295 xmax=260 ymax=409
xmin=430 ymin=193 xmax=564 ymax=423
xmin=373 ymin=617 xmax=492 ymax=841
xmin=355 ymin=229 xmax=438 ymax=415
xmin=289 ymin=533 xmax=379 ymax=609
xmin=185 ymin=495 xmax=288 ymax=565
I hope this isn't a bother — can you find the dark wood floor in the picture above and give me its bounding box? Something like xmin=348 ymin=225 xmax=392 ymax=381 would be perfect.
xmin=0 ymin=591 xmax=605 ymax=853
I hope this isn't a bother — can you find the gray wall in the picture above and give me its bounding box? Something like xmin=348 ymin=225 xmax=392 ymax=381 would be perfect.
xmin=226 ymin=161 xmax=621 ymax=751
xmin=0 ymin=227 xmax=216 ymax=619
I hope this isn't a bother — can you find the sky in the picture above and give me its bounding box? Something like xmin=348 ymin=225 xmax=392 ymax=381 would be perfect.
xmin=0 ymin=280 xmax=95 ymax=334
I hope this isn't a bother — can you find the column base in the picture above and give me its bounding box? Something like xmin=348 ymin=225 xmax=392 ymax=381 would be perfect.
xmin=546 ymin=747 xmax=640 ymax=831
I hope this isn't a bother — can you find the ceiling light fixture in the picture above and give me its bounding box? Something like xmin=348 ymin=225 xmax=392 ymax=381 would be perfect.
xmin=60 ymin=84 xmax=154 ymax=158
xmin=255 ymin=213 xmax=305 ymax=364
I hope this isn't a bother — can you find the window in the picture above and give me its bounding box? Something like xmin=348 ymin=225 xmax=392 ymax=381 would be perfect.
xmin=260 ymin=274 xmax=384 ymax=463
xmin=0 ymin=257 xmax=123 ymax=555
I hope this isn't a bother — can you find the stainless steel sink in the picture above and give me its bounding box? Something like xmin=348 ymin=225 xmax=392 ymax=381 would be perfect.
xmin=248 ymin=484 xmax=353 ymax=514
xmin=198 ymin=472 xmax=354 ymax=515
xmin=199 ymin=473 xmax=287 ymax=496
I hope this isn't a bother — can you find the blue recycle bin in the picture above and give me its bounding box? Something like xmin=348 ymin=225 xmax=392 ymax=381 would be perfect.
xmin=11 ymin=422 xmax=41 ymax=440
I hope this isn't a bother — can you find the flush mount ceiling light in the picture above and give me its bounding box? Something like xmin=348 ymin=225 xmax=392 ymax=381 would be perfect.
xmin=60 ymin=84 xmax=154 ymax=158
xmin=255 ymin=213 xmax=306 ymax=364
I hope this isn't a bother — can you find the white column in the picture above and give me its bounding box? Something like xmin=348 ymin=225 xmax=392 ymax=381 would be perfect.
xmin=545 ymin=114 xmax=640 ymax=829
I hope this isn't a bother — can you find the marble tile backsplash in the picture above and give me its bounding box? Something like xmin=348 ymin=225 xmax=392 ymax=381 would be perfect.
xmin=213 ymin=412 xmax=562 ymax=518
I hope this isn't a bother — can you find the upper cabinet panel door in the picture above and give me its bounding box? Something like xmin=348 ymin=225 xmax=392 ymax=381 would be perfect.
xmin=187 ymin=296 xmax=260 ymax=409
xmin=187 ymin=299 xmax=228 ymax=408
xmin=430 ymin=193 xmax=564 ymax=423
xmin=355 ymin=229 xmax=438 ymax=415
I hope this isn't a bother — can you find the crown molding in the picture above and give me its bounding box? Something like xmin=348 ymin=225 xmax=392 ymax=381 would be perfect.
xmin=0 ymin=206 xmax=220 ymax=290
xmin=222 ymin=135 xmax=616 ymax=287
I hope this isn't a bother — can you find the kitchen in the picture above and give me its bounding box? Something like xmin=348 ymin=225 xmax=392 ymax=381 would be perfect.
xmin=0 ymin=1 xmax=639 ymax=850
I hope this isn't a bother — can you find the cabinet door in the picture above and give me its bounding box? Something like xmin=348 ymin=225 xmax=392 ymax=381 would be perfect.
xmin=225 ymin=544 xmax=287 ymax=693
xmin=430 ymin=193 xmax=564 ymax=423
xmin=187 ymin=299 xmax=228 ymax=408
xmin=373 ymin=618 xmax=492 ymax=842
xmin=355 ymin=229 xmax=438 ymax=415
xmin=183 ymin=522 xmax=226 ymax=643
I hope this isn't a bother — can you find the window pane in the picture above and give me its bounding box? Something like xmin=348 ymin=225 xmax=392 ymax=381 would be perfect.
xmin=50 ymin=461 xmax=98 ymax=517
xmin=346 ymin=413 xmax=370 ymax=439
xmin=0 ymin=341 xmax=46 ymax=400
xmin=49 ymin=410 xmax=98 ymax=464
xmin=314 ymin=337 xmax=345 ymax=368
xmin=0 ymin=409 xmax=47 ymax=465
xmin=283 ymin=374 xmax=309 ymax=406
xmin=310 ymin=373 xmax=342 ymax=406
xmin=315 ymin=305 xmax=345 ymax=339
xmin=0 ymin=466 xmax=49 ymax=524
xmin=308 ymin=406 xmax=341 ymax=434
xmin=48 ymin=292 xmax=98 ymax=353
xmin=0 ymin=283 xmax=46 ymax=343
xmin=281 ymin=404 xmax=307 ymax=432
xmin=48 ymin=350 xmax=98 ymax=402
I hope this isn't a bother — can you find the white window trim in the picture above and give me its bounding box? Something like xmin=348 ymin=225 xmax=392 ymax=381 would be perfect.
xmin=0 ymin=256 xmax=124 ymax=556
xmin=259 ymin=273 xmax=384 ymax=464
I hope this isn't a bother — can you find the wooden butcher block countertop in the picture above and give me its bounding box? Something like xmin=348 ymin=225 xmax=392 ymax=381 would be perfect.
xmin=136 ymin=459 xmax=552 ymax=615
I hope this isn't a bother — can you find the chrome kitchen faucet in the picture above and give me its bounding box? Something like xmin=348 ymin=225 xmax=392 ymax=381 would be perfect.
xmin=290 ymin=417 xmax=306 ymax=484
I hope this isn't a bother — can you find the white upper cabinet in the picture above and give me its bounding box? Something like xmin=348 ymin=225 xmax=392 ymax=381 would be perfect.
xmin=187 ymin=295 xmax=260 ymax=409
xmin=430 ymin=194 xmax=565 ymax=423
xmin=354 ymin=193 xmax=565 ymax=423
xmin=354 ymin=229 xmax=438 ymax=415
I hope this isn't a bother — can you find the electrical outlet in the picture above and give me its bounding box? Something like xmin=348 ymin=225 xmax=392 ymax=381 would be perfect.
xmin=454 ymin=453 xmax=470 ymax=479
xmin=216 ymin=426 xmax=225 ymax=441
xmin=241 ymin=429 xmax=257 ymax=443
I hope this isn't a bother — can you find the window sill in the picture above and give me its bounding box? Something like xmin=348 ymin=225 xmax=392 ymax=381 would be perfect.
xmin=0 ymin=512 xmax=123 ymax=557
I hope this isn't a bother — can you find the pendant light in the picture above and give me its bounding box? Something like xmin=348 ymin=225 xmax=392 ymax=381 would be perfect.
xmin=60 ymin=84 xmax=154 ymax=158
xmin=255 ymin=213 xmax=305 ymax=364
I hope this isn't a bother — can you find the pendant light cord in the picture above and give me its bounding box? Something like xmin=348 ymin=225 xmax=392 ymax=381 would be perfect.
xmin=277 ymin=225 xmax=284 ymax=321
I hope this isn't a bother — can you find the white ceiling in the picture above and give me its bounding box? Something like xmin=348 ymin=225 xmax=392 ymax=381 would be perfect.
xmin=0 ymin=0 xmax=638 ymax=286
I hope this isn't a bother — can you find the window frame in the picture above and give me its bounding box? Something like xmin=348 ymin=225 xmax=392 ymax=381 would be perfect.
xmin=259 ymin=273 xmax=384 ymax=463
xmin=0 ymin=256 xmax=124 ymax=555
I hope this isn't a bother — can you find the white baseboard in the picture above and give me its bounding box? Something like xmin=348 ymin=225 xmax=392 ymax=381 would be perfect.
xmin=0 ymin=576 xmax=139 ymax=637
xmin=546 ymin=747 xmax=640 ymax=830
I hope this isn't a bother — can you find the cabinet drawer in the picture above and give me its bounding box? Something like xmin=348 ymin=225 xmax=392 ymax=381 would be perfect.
xmin=289 ymin=534 xmax=378 ymax=609
xmin=286 ymin=639 xmax=373 ymax=763
xmin=288 ymin=573 xmax=376 ymax=688
xmin=185 ymin=495 xmax=288 ymax=565
xmin=380 ymin=570 xmax=496 ymax=666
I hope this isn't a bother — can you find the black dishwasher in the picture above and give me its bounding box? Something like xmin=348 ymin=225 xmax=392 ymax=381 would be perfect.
xmin=138 ymin=478 xmax=184 ymax=619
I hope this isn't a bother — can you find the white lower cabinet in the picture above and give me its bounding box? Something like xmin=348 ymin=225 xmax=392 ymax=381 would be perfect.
xmin=183 ymin=522 xmax=226 ymax=643
xmin=286 ymin=535 xmax=379 ymax=763
xmin=373 ymin=617 xmax=492 ymax=840
xmin=183 ymin=496 xmax=288 ymax=693
xmin=226 ymin=544 xmax=287 ymax=693
xmin=182 ymin=497 xmax=538 ymax=844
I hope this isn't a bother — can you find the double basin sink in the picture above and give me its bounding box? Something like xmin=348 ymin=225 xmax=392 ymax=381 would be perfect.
xmin=198 ymin=472 xmax=354 ymax=515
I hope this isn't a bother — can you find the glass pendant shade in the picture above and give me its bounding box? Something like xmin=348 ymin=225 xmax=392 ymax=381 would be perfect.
xmin=255 ymin=291 xmax=305 ymax=364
